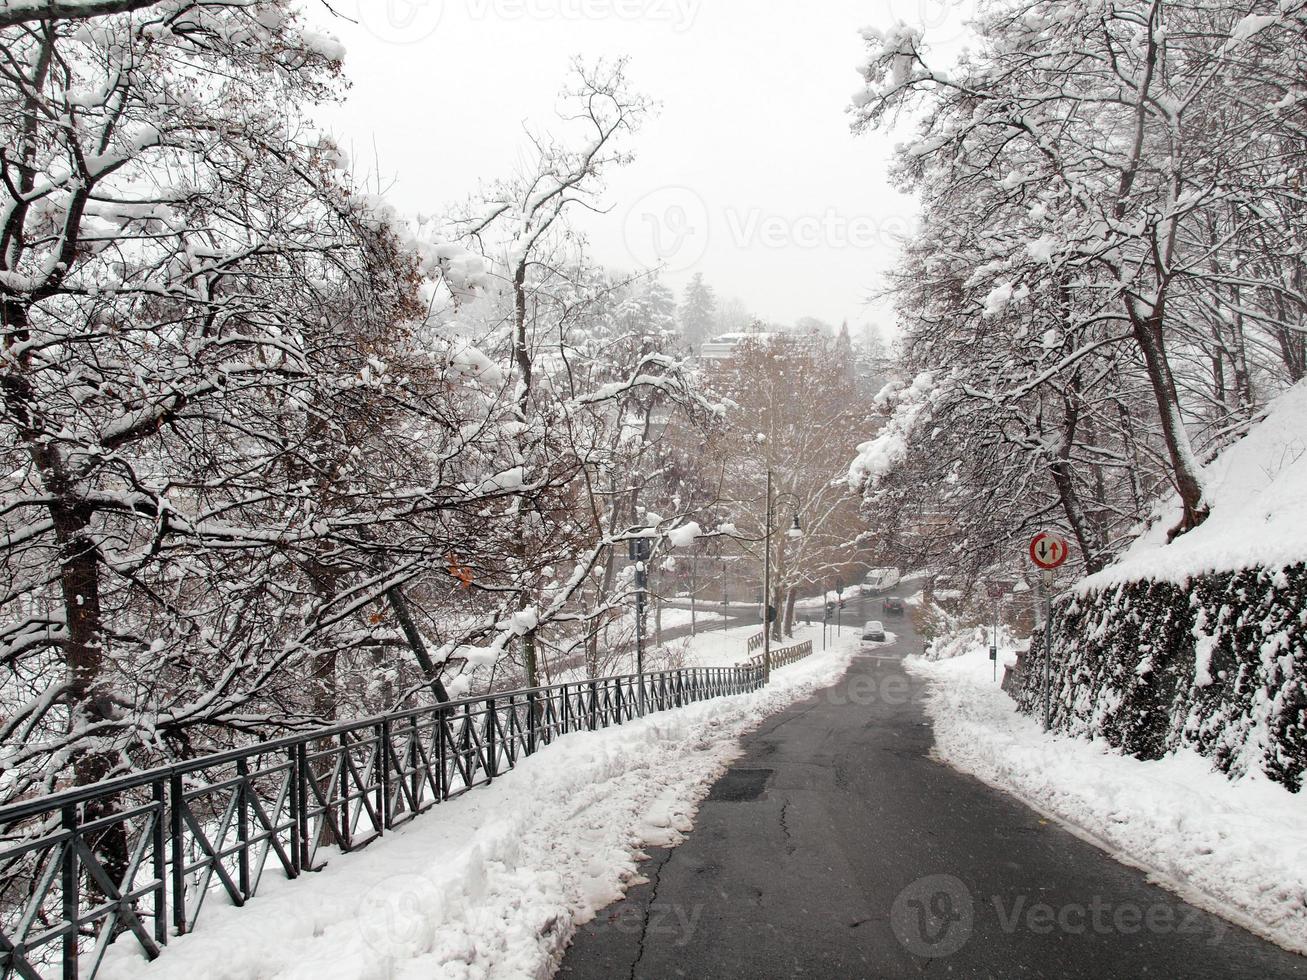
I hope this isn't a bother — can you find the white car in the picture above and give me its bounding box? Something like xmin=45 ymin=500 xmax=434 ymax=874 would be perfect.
xmin=861 ymin=620 xmax=887 ymax=642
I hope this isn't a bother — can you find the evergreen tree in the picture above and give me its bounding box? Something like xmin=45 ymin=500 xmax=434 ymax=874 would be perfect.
xmin=679 ymin=273 xmax=717 ymax=349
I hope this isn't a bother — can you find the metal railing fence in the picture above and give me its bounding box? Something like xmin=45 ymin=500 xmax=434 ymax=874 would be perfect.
xmin=0 ymin=665 xmax=763 ymax=979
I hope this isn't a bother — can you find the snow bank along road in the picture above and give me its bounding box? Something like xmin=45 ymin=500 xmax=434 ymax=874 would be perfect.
xmin=913 ymin=642 xmax=1307 ymax=957
xmin=101 ymin=637 xmax=861 ymax=980
xmin=560 ymin=598 xmax=1307 ymax=979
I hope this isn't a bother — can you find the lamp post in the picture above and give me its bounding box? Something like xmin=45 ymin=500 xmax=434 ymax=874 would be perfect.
xmin=629 ymin=534 xmax=653 ymax=714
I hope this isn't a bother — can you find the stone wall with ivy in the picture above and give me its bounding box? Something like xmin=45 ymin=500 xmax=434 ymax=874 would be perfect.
xmin=1012 ymin=564 xmax=1307 ymax=792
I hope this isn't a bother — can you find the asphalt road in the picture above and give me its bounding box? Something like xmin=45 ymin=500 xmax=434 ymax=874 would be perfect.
xmin=557 ymin=584 xmax=1306 ymax=979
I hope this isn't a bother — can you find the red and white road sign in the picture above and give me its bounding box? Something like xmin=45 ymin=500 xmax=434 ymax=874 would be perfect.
xmin=1029 ymin=532 xmax=1069 ymax=570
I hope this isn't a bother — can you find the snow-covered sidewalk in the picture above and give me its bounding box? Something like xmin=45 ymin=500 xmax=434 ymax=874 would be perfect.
xmin=909 ymin=644 xmax=1307 ymax=954
xmin=103 ymin=641 xmax=860 ymax=980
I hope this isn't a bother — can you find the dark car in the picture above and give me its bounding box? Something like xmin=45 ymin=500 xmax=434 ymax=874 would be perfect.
xmin=882 ymin=596 xmax=905 ymax=615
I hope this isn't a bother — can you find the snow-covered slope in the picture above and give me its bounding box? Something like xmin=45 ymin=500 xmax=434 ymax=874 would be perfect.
xmin=1083 ymin=380 xmax=1307 ymax=589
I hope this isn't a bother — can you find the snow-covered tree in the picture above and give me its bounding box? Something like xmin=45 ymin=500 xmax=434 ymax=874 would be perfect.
xmin=678 ymin=273 xmax=716 ymax=350
xmin=851 ymin=0 xmax=1307 ymax=557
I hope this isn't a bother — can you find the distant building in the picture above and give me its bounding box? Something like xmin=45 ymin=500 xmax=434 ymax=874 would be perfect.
xmin=697 ymin=330 xmax=824 ymax=364
xmin=698 ymin=332 xmax=766 ymax=362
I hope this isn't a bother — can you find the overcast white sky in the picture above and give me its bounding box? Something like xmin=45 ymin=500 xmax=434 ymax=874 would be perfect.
xmin=314 ymin=1 xmax=974 ymax=335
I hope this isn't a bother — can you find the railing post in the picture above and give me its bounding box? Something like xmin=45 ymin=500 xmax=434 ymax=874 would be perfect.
xmin=236 ymin=757 xmax=250 ymax=899
xmin=152 ymin=779 xmax=168 ymax=946
xmin=485 ymin=698 xmax=497 ymax=779
xmin=337 ymin=733 xmax=351 ymax=851
xmin=526 ymin=691 xmax=538 ymax=755
xmin=170 ymin=773 xmax=187 ymax=935
xmin=461 ymin=703 xmax=473 ymax=786
xmin=436 ymin=706 xmax=448 ymax=802
xmin=380 ymin=719 xmax=392 ymax=831
xmin=288 ymin=745 xmax=302 ymax=875
xmin=60 ymin=803 xmax=79 ymax=980
xmin=294 ymin=742 xmax=311 ymax=871
xmin=409 ymin=716 xmax=422 ymax=812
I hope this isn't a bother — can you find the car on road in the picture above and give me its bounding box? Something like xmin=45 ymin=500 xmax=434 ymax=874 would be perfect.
xmin=859 ymin=567 xmax=901 ymax=595
xmin=882 ymin=596 xmax=905 ymax=615
xmin=861 ymin=620 xmax=887 ymax=642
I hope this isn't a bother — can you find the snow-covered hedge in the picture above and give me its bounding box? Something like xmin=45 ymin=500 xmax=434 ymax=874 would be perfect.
xmin=1014 ymin=564 xmax=1307 ymax=791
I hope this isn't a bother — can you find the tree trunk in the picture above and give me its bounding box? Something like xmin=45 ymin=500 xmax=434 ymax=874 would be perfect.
xmin=53 ymin=504 xmax=129 ymax=885
xmin=1126 ymin=298 xmax=1209 ymax=536
xmin=304 ymin=561 xmax=340 ymax=722
xmin=1047 ymin=388 xmax=1107 ymax=573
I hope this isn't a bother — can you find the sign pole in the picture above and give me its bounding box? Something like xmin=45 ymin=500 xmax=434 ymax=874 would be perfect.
xmin=992 ymin=598 xmax=998 ymax=683
xmin=1027 ymin=532 xmax=1070 ymax=732
xmin=1041 ymin=569 xmax=1053 ymax=730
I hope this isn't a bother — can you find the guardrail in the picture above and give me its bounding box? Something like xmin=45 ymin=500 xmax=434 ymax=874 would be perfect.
xmin=745 ymin=639 xmax=814 ymax=671
xmin=770 ymin=640 xmax=813 ymax=669
xmin=0 ymin=665 xmax=762 ymax=980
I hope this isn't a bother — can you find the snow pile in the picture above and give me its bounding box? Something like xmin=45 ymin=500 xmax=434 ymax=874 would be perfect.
xmin=103 ymin=642 xmax=860 ymax=980
xmin=910 ymin=641 xmax=1307 ymax=954
xmin=1084 ymin=379 xmax=1307 ymax=588
xmin=924 ymin=624 xmax=1023 ymax=662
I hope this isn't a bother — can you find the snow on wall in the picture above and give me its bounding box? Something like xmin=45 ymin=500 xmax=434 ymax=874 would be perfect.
xmin=1016 ymin=565 xmax=1307 ymax=791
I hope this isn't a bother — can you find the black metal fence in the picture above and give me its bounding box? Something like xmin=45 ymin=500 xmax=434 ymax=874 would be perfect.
xmin=0 ymin=665 xmax=762 ymax=980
